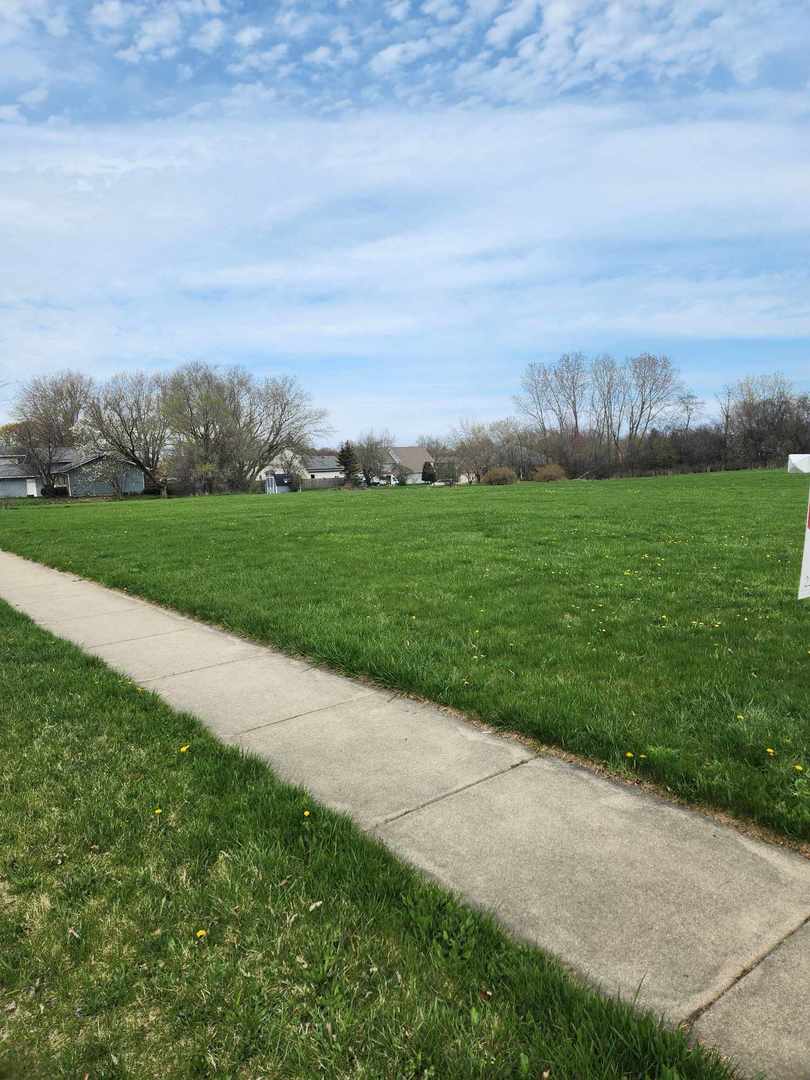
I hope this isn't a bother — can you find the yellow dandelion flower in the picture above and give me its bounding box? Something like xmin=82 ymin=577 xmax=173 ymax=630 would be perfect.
xmin=303 ymin=810 xmax=311 ymax=818
xmin=794 ymin=764 xmax=805 ymax=773
xmin=766 ymin=747 xmax=776 ymax=756
xmin=625 ymin=751 xmax=634 ymax=759
xmin=195 ymin=929 xmax=207 ymax=939
xmin=153 ymin=807 xmax=162 ymax=815
xmin=179 ymin=744 xmax=190 ymax=753
xmin=735 ymin=714 xmax=745 ymax=721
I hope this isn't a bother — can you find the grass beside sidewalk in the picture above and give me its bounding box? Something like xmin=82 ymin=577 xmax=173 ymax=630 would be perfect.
xmin=1 ymin=469 xmax=808 ymax=841
xmin=0 ymin=601 xmax=733 ymax=1079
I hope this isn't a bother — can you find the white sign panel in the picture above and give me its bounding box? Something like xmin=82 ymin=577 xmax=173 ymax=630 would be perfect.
xmin=788 ymin=454 xmax=810 ymax=474
xmin=801 ymin=489 xmax=810 ymax=600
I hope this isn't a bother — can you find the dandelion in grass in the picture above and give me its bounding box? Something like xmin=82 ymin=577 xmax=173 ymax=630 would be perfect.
xmin=196 ymin=929 xmax=208 ymax=939
xmin=303 ymin=810 xmax=311 ymax=818
xmin=794 ymin=764 xmax=805 ymax=773
xmin=153 ymin=807 xmax=162 ymax=815
xmin=625 ymin=752 xmax=634 ymax=759
xmin=766 ymin=748 xmax=777 ymax=757
xmin=179 ymin=744 xmax=190 ymax=753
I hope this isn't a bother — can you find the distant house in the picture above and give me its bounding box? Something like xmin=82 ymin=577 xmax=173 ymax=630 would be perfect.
xmin=384 ymin=446 xmax=435 ymax=485
xmin=257 ymin=453 xmax=343 ymax=487
xmin=0 ymin=448 xmax=145 ymax=498
xmin=299 ymin=454 xmax=343 ymax=481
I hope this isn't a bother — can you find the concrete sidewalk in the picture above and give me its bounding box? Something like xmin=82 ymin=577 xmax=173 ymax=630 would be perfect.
xmin=2 ymin=548 xmax=808 ymax=1078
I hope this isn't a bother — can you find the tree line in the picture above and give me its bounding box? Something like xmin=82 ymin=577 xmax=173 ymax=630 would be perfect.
xmin=3 ymin=354 xmax=807 ymax=495
xmin=2 ymin=364 xmax=327 ymax=494
xmin=417 ymin=357 xmax=810 ymax=481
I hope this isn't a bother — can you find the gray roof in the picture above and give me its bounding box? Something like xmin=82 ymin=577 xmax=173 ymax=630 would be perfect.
xmin=303 ymin=455 xmax=340 ymax=472
xmin=0 ymin=460 xmax=37 ymax=480
xmin=0 ymin=448 xmax=114 ymax=481
xmin=388 ymin=446 xmax=434 ymax=474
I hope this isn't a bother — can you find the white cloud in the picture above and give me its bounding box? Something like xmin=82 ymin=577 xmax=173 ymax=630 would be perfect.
xmin=1 ymin=103 xmax=808 ymax=399
xmin=486 ymin=0 xmax=539 ymax=48
xmin=0 ymin=0 xmax=69 ymax=43
xmin=274 ymin=8 xmax=320 ymax=38
xmin=18 ymin=85 xmax=48 ymax=106
xmin=386 ymin=0 xmax=411 ymax=20
xmin=116 ymin=9 xmax=181 ymax=61
xmin=304 ymin=45 xmax=332 ymax=64
xmin=370 ymin=38 xmax=438 ymax=74
xmin=190 ymin=16 xmax=225 ymax=53
xmin=88 ymin=0 xmax=137 ymax=32
xmin=174 ymin=0 xmax=222 ymax=14
xmin=234 ymin=25 xmax=264 ymax=48
xmin=422 ymin=0 xmax=460 ymax=22
xmin=0 ymin=104 xmax=23 ymax=122
xmin=226 ymin=43 xmax=288 ymax=76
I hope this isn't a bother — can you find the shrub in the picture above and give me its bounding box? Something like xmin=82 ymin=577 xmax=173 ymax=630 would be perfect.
xmin=531 ymin=464 xmax=567 ymax=482
xmin=481 ymin=466 xmax=517 ymax=485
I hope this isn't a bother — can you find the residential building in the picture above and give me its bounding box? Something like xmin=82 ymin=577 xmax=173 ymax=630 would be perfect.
xmin=0 ymin=448 xmax=145 ymax=498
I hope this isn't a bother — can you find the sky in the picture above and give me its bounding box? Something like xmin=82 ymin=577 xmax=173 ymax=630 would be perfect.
xmin=1 ymin=1 xmax=809 ymax=440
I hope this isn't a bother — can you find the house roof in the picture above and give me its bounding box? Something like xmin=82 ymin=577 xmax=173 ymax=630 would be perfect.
xmin=0 ymin=460 xmax=37 ymax=480
xmin=0 ymin=448 xmax=125 ymax=481
xmin=303 ymin=455 xmax=340 ymax=472
xmin=388 ymin=446 xmax=434 ymax=474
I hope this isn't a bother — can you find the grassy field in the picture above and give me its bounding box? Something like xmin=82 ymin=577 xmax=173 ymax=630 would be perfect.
xmin=0 ymin=601 xmax=733 ymax=1079
xmin=1 ymin=469 xmax=808 ymax=841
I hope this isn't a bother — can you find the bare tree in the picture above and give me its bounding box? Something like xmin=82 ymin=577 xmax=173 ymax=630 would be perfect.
xmin=229 ymin=372 xmax=329 ymax=489
xmin=625 ymin=353 xmax=681 ymax=443
xmin=452 ymin=420 xmax=497 ymax=482
xmin=677 ymin=391 xmax=704 ymax=433
xmin=356 ymin=429 xmax=395 ymax=486
xmin=515 ymin=362 xmax=549 ymax=436
xmin=416 ymin=433 xmax=452 ymax=461
xmin=86 ymin=371 xmax=169 ymax=489
xmin=515 ymin=353 xmax=590 ymax=437
xmin=163 ymin=362 xmax=328 ymax=493
xmin=14 ymin=370 xmax=93 ymax=486
xmin=162 ymin=362 xmax=230 ymax=493
xmin=590 ymin=354 xmax=629 ymax=462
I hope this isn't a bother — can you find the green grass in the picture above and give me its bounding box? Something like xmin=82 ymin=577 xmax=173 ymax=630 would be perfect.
xmin=1 ymin=470 xmax=809 ymax=840
xmin=0 ymin=602 xmax=733 ymax=1079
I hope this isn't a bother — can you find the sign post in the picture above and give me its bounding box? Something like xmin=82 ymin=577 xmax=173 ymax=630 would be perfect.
xmin=801 ymin=488 xmax=810 ymax=600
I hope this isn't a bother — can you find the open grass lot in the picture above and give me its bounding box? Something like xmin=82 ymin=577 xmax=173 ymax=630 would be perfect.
xmin=1 ymin=469 xmax=809 ymax=841
xmin=0 ymin=602 xmax=733 ymax=1080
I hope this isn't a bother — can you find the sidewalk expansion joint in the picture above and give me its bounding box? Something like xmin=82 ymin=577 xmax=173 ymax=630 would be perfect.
xmin=138 ymin=651 xmax=273 ymax=684
xmin=227 ymin=691 xmax=379 ymax=739
xmin=370 ymin=755 xmax=537 ymax=832
xmin=682 ymin=909 xmax=810 ymax=1029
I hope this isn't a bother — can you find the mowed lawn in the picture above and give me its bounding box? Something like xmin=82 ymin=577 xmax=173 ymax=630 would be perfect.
xmin=0 ymin=602 xmax=733 ymax=1079
xmin=2 ymin=469 xmax=809 ymax=840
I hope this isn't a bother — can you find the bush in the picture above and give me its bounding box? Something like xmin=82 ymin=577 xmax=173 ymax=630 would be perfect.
xmin=481 ymin=467 xmax=517 ymax=485
xmin=531 ymin=464 xmax=567 ymax=482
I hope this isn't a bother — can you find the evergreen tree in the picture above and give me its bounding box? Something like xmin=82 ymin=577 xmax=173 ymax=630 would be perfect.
xmin=337 ymin=440 xmax=359 ymax=484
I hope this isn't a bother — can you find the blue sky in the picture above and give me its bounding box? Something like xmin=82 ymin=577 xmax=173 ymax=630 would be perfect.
xmin=1 ymin=1 xmax=809 ymax=439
